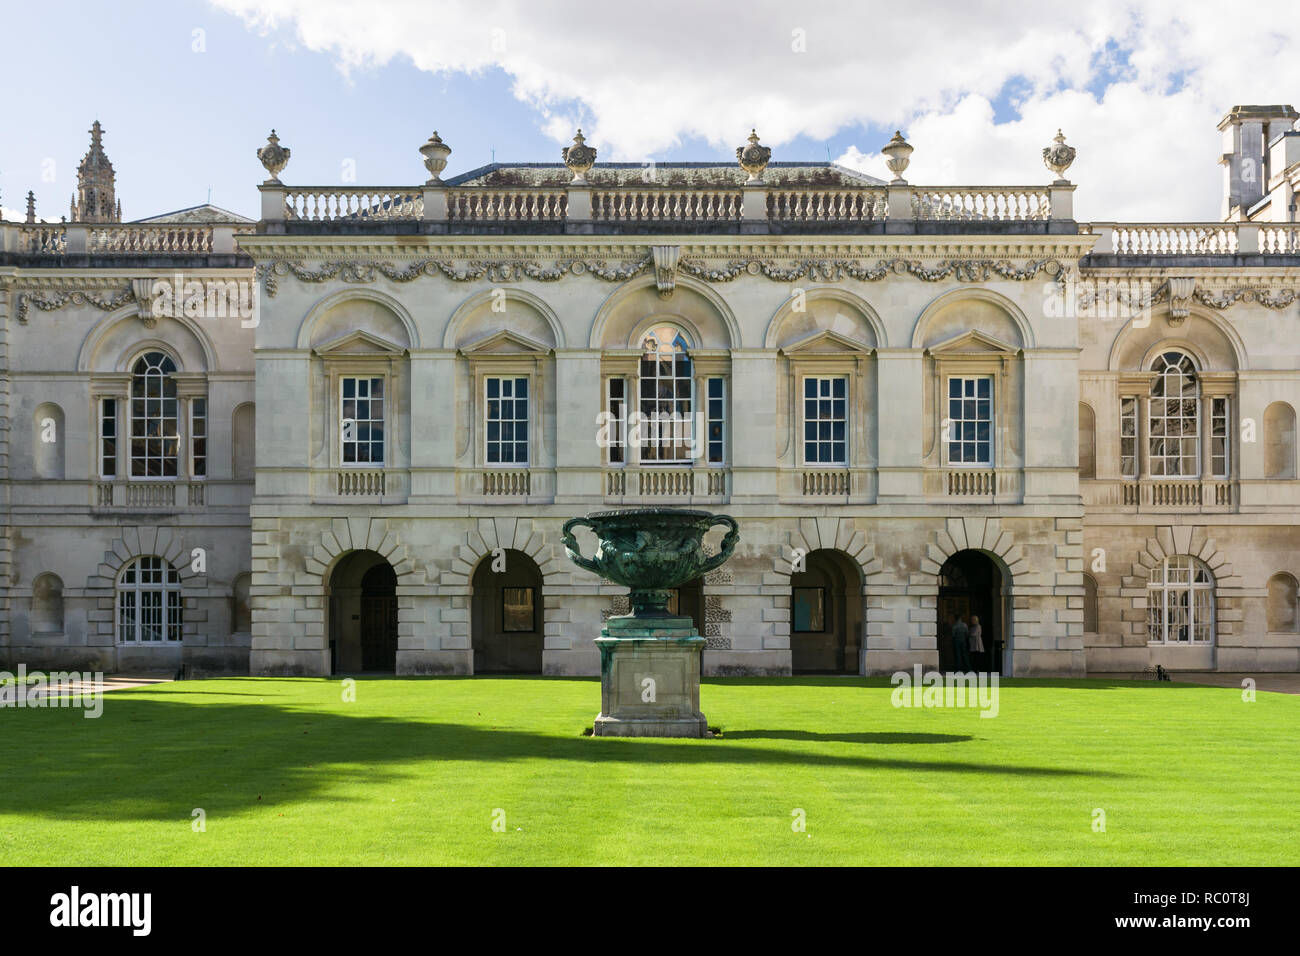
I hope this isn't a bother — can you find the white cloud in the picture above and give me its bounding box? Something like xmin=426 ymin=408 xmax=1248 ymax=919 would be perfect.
xmin=212 ymin=0 xmax=1300 ymax=219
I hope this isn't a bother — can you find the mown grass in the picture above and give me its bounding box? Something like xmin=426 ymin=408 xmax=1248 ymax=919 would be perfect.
xmin=1 ymin=676 xmax=1295 ymax=865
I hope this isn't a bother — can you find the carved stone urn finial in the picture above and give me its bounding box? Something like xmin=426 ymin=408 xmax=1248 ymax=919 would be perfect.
xmin=257 ymin=129 xmax=291 ymax=184
xmin=1043 ymin=129 xmax=1076 ymax=183
xmin=882 ymin=130 xmax=913 ymax=183
xmin=562 ymin=129 xmax=597 ymax=183
xmin=736 ymin=129 xmax=772 ymax=184
xmin=420 ymin=130 xmax=452 ymax=184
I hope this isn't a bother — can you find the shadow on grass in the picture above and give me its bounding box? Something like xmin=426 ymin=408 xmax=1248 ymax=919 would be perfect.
xmin=723 ymin=730 xmax=971 ymax=745
xmin=0 ymin=691 xmax=1124 ymax=823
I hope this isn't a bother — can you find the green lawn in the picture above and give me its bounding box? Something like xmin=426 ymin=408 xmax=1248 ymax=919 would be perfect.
xmin=2 ymin=676 xmax=1296 ymax=865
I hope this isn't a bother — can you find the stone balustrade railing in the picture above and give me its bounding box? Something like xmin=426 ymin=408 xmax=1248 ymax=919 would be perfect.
xmin=769 ymin=188 xmax=887 ymax=222
xmin=1082 ymin=478 xmax=1236 ymax=511
xmin=1081 ymin=222 xmax=1300 ymax=256
xmin=16 ymin=224 xmax=67 ymax=254
xmin=284 ymin=187 xmax=423 ymax=222
xmin=8 ymin=222 xmax=247 ymax=256
xmin=89 ymin=225 xmax=213 ymax=254
xmin=337 ymin=469 xmax=386 ymax=496
xmin=603 ymin=468 xmax=727 ymax=498
xmin=590 ymin=188 xmax=742 ymax=222
xmin=1260 ymin=224 xmax=1300 ymax=254
xmin=448 ymin=188 xmax=566 ymax=222
xmin=910 ymin=187 xmax=1051 ymax=221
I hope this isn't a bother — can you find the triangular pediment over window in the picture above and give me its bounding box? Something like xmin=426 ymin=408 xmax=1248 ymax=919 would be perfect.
xmin=461 ymin=329 xmax=552 ymax=355
xmin=313 ymin=329 xmax=406 ymax=356
xmin=926 ymin=329 xmax=1019 ymax=355
xmin=779 ymin=328 xmax=873 ymax=355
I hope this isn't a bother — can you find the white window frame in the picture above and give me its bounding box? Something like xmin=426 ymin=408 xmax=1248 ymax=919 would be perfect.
xmin=1146 ymin=555 xmax=1215 ymax=645
xmin=99 ymin=396 xmax=118 ymax=479
xmin=605 ymin=376 xmax=627 ymax=466
xmin=190 ymin=396 xmax=207 ymax=480
xmin=945 ymin=375 xmax=994 ymax=467
xmin=116 ymin=555 xmax=183 ymax=644
xmin=483 ymin=374 xmax=531 ymax=468
xmin=339 ymin=375 xmax=386 ymax=468
xmin=1119 ymin=396 xmax=1138 ymax=478
xmin=1148 ymin=351 xmax=1200 ymax=478
xmin=705 ymin=376 xmax=726 ymax=466
xmin=1210 ymin=396 xmax=1229 ymax=478
xmin=638 ymin=325 xmax=695 ymax=467
xmin=800 ymin=375 xmax=848 ymax=466
xmin=129 ymin=350 xmax=181 ymax=481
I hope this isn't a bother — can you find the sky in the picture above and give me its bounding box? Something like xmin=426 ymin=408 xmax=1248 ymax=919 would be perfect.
xmin=2 ymin=0 xmax=1299 ymax=224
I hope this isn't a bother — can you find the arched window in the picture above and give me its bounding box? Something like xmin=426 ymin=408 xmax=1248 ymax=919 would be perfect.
xmin=1148 ymin=352 xmax=1199 ymax=477
xmin=1264 ymin=402 xmax=1297 ymax=479
xmin=1267 ymin=572 xmax=1299 ymax=633
xmin=31 ymin=572 xmax=64 ymax=634
xmin=130 ymin=351 xmax=179 ymax=477
xmin=1147 ymin=555 xmax=1214 ymax=644
xmin=639 ymin=325 xmax=693 ymax=463
xmin=117 ymin=556 xmax=183 ymax=643
xmin=1083 ymin=572 xmax=1099 ymax=633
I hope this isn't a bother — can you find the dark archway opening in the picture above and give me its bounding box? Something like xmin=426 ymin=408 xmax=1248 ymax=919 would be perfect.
xmin=937 ymin=550 xmax=1004 ymax=673
xmin=668 ymin=576 xmax=704 ymax=634
xmin=329 ymin=550 xmax=398 ymax=674
xmin=472 ymin=549 xmax=544 ymax=674
xmin=790 ymin=549 xmax=862 ymax=674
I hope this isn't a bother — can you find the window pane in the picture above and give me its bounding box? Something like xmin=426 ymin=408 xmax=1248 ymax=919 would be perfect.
xmin=503 ymin=588 xmax=535 ymax=632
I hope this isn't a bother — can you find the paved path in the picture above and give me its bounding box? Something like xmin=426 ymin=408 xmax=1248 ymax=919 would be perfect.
xmin=1092 ymin=671 xmax=1300 ymax=695
xmin=16 ymin=673 xmax=173 ymax=700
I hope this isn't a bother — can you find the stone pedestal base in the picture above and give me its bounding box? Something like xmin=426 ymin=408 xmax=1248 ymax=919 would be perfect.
xmin=594 ymin=616 xmax=707 ymax=738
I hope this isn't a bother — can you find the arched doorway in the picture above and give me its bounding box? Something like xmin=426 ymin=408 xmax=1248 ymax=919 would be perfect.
xmin=329 ymin=550 xmax=398 ymax=673
xmin=790 ymin=549 xmax=862 ymax=674
xmin=937 ymin=550 xmax=1005 ymax=674
xmin=472 ymin=549 xmax=543 ymax=674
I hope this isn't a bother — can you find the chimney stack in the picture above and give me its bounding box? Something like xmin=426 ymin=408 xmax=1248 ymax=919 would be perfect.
xmin=1219 ymin=104 xmax=1298 ymax=220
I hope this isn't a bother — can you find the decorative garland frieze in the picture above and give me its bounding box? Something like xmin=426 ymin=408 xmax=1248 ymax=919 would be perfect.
xmin=256 ymin=255 xmax=654 ymax=296
xmin=14 ymin=285 xmax=135 ymax=324
xmin=254 ymin=254 xmax=1070 ymax=296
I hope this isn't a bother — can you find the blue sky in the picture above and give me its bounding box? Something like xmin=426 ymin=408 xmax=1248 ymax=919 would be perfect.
xmin=2 ymin=0 xmax=1296 ymax=222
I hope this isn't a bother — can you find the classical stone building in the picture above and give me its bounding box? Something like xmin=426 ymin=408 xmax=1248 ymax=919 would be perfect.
xmin=2 ymin=110 xmax=1298 ymax=678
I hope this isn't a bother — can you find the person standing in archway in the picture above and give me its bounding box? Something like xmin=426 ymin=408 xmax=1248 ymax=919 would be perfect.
xmin=951 ymin=616 xmax=971 ymax=672
xmin=969 ymin=615 xmax=985 ymax=672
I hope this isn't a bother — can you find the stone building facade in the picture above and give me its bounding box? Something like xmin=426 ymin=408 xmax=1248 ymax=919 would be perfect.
xmin=2 ymin=109 xmax=1299 ymax=677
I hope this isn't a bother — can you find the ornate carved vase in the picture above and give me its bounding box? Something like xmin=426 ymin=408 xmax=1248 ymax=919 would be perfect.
xmin=736 ymin=129 xmax=772 ymax=184
xmin=1043 ymin=129 xmax=1076 ymax=182
xmin=562 ymin=508 xmax=739 ymax=618
xmin=419 ymin=131 xmax=452 ymax=183
xmin=561 ymin=129 xmax=597 ymax=183
xmin=562 ymin=508 xmax=740 ymax=738
xmin=256 ymin=130 xmax=290 ymax=183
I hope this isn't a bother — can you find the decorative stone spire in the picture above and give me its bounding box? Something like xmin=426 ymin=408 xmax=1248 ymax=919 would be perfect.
xmin=736 ymin=129 xmax=772 ymax=184
xmin=26 ymin=190 xmax=36 ymax=224
xmin=257 ymin=129 xmax=291 ymax=183
xmin=76 ymin=120 xmax=120 ymax=223
xmin=562 ymin=129 xmax=597 ymax=184
xmin=882 ymin=130 xmax=913 ymax=183
xmin=1042 ymin=129 xmax=1077 ymax=183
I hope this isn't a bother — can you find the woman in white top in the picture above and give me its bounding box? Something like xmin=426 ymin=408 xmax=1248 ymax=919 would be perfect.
xmin=969 ymin=615 xmax=985 ymax=671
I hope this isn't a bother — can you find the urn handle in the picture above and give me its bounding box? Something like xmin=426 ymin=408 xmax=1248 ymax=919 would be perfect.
xmin=561 ymin=517 xmax=602 ymax=576
xmin=698 ymin=515 xmax=740 ymax=575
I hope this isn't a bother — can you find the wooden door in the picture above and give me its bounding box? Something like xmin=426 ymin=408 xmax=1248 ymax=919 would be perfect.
xmin=360 ymin=595 xmax=397 ymax=672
